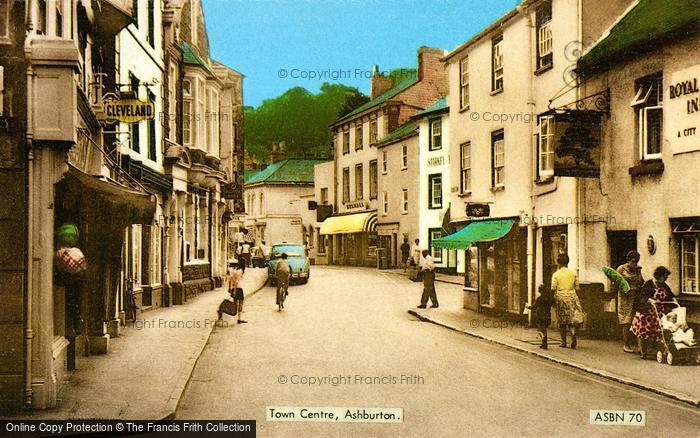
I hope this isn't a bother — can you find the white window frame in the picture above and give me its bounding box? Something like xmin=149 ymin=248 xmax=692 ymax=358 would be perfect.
xmin=382 ymin=191 xmax=388 ymax=216
xmin=151 ymin=225 xmax=162 ymax=285
xmin=430 ymin=229 xmax=443 ymax=263
xmin=632 ymin=76 xmax=663 ymax=160
xmin=460 ymin=141 xmax=471 ymax=194
xmin=401 ymin=144 xmax=408 ymax=169
xmin=681 ymin=236 xmax=699 ymax=295
xmin=493 ymin=133 xmax=505 ymax=188
xmin=131 ymin=225 xmax=142 ymax=289
xmin=538 ymin=21 xmax=552 ymax=60
xmin=430 ymin=119 xmax=442 ymax=151
xmin=355 ymin=163 xmax=363 ymax=201
xmin=381 ymin=151 xmax=388 ymax=174
xmin=492 ymin=36 xmax=504 ymax=92
xmin=538 ymin=115 xmax=554 ymax=177
xmin=460 ymin=57 xmax=469 ymax=109
xmin=168 ymin=63 xmax=177 ymax=140
xmin=429 ymin=174 xmax=442 ymax=209
xmin=183 ymin=79 xmax=192 ymax=145
xmin=401 ymin=189 xmax=408 ymax=214
xmin=342 ymin=167 xmax=350 ymax=203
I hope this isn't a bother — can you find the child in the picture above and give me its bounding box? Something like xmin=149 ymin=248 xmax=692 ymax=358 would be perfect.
xmin=532 ymin=284 xmax=554 ymax=349
xmin=661 ymin=309 xmax=696 ymax=346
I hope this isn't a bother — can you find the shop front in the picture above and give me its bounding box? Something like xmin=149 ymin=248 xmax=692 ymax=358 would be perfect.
xmin=433 ymin=218 xmax=528 ymax=320
xmin=319 ymin=211 xmax=378 ymax=267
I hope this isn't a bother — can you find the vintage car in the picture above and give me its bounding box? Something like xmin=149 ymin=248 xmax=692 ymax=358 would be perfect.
xmin=267 ymin=242 xmax=310 ymax=285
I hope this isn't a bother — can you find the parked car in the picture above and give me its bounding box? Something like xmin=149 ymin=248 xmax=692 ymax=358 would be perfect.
xmin=267 ymin=242 xmax=310 ymax=285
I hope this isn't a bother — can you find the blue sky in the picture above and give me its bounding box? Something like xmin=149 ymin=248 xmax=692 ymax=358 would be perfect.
xmin=202 ymin=0 xmax=520 ymax=108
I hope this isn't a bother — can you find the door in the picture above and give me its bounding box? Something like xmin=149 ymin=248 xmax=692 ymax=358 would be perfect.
xmin=608 ymin=231 xmax=637 ymax=270
xmin=542 ymin=225 xmax=568 ymax=290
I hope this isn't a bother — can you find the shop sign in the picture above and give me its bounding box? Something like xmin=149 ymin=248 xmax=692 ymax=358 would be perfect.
xmin=552 ymin=110 xmax=602 ymax=178
xmin=427 ymin=156 xmax=445 ymax=167
xmin=317 ymin=204 xmax=333 ymax=222
xmin=466 ymin=203 xmax=490 ymax=217
xmin=98 ymin=93 xmax=155 ymax=124
xmin=290 ymin=218 xmax=302 ymax=225
xmin=344 ymin=200 xmax=367 ymax=211
xmin=668 ymin=65 xmax=700 ymax=155
xmin=220 ymin=182 xmax=240 ymax=200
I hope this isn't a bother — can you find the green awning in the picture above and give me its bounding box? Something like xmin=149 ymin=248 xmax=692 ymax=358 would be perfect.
xmin=431 ymin=219 xmax=515 ymax=249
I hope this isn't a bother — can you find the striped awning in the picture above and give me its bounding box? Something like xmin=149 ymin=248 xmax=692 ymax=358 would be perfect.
xmin=319 ymin=212 xmax=378 ymax=235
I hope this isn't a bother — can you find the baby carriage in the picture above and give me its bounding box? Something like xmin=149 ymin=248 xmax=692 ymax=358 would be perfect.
xmin=651 ymin=301 xmax=700 ymax=365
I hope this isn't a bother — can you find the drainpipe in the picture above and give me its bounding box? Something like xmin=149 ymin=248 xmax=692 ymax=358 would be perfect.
xmin=576 ymin=0 xmax=583 ymax=280
xmin=24 ymin=18 xmax=35 ymax=407
xmin=519 ymin=2 xmax=536 ymax=325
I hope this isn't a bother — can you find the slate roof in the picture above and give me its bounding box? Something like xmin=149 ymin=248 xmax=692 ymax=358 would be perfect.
xmin=578 ymin=0 xmax=700 ymax=71
xmin=376 ymin=122 xmax=418 ymax=147
xmin=181 ymin=42 xmax=213 ymax=75
xmin=244 ymin=159 xmax=328 ymax=185
xmin=335 ymin=70 xmax=418 ymax=124
xmin=413 ymin=96 xmax=448 ymax=118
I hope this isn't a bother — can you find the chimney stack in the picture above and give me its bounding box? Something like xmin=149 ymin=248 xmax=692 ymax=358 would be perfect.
xmin=416 ymin=47 xmax=448 ymax=94
xmin=370 ymin=65 xmax=393 ymax=100
xmin=267 ymin=141 xmax=286 ymax=163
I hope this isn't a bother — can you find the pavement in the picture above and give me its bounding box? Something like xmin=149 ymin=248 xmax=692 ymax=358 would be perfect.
xmin=6 ymin=268 xmax=269 ymax=420
xmin=177 ymin=266 xmax=700 ymax=437
xmin=387 ymin=269 xmax=700 ymax=407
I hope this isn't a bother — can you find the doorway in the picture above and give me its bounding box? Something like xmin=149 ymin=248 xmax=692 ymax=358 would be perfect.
xmin=608 ymin=231 xmax=638 ymax=270
xmin=542 ymin=225 xmax=568 ymax=289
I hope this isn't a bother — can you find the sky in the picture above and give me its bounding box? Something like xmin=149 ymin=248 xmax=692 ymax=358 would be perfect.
xmin=202 ymin=0 xmax=520 ymax=108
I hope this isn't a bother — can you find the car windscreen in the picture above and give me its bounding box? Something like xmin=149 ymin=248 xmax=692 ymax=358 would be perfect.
xmin=271 ymin=245 xmax=303 ymax=258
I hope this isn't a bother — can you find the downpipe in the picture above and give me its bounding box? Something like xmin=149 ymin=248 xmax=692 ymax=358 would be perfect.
xmin=24 ymin=22 xmax=35 ymax=407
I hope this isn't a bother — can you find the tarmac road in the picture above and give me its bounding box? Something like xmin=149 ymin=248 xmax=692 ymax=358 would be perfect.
xmin=176 ymin=266 xmax=700 ymax=437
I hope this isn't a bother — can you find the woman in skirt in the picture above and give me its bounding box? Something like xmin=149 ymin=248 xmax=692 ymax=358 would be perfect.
xmin=551 ymin=254 xmax=583 ymax=349
xmin=630 ymin=266 xmax=676 ymax=358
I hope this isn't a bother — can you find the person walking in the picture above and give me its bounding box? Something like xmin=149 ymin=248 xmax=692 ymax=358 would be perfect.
xmin=616 ymin=250 xmax=644 ymax=353
xmin=241 ymin=241 xmax=252 ymax=268
xmin=533 ymin=285 xmax=554 ymax=349
xmin=221 ymin=263 xmax=246 ymax=323
xmin=400 ymin=238 xmax=411 ymax=271
xmin=417 ymin=250 xmax=439 ymax=309
xmin=275 ymin=253 xmax=291 ymax=311
xmin=630 ymin=266 xmax=676 ymax=359
xmin=551 ymin=254 xmax=583 ymax=349
xmin=411 ymin=239 xmax=421 ymax=268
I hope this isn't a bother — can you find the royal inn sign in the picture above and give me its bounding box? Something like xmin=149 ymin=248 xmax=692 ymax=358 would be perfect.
xmin=667 ymin=65 xmax=700 ymax=155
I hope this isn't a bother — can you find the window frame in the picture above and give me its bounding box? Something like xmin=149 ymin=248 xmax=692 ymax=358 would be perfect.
xmin=129 ymin=72 xmax=141 ymax=152
xmin=382 ymin=191 xmax=389 ymax=216
xmin=320 ymin=187 xmax=328 ymax=205
xmin=632 ymin=74 xmax=664 ymax=161
xmin=369 ymin=119 xmax=378 ymax=145
xmin=369 ymin=159 xmax=378 ymax=200
xmin=681 ymin=235 xmax=699 ymax=295
xmin=428 ymin=228 xmax=443 ymax=263
xmin=460 ymin=56 xmax=469 ymax=110
xmin=492 ymin=35 xmax=504 ymax=93
xmin=342 ymin=129 xmax=350 ymax=155
xmin=355 ymin=124 xmax=363 ymax=150
xmin=354 ymin=163 xmax=363 ymax=201
xmin=401 ymin=189 xmax=408 ymax=214
xmin=460 ymin=141 xmax=471 ymax=194
xmin=342 ymin=167 xmax=350 ymax=203
xmin=491 ymin=130 xmax=505 ymax=189
xmin=168 ymin=63 xmax=177 ymax=141
xmin=538 ymin=115 xmax=554 ymax=178
xmin=428 ymin=173 xmax=443 ymax=209
xmin=535 ymin=1 xmax=553 ymax=71
xmin=381 ymin=150 xmax=388 ymax=174
xmin=0 ymin=0 xmax=12 ymax=41
xmin=401 ymin=144 xmax=408 ymax=169
xmin=429 ymin=118 xmax=442 ymax=151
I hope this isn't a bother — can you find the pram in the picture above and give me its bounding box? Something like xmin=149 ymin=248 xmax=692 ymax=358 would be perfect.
xmin=650 ymin=301 xmax=700 ymax=365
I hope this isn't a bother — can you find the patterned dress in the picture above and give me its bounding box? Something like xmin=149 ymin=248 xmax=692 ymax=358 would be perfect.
xmin=551 ymin=267 xmax=583 ymax=326
xmin=630 ymin=281 xmax=674 ymax=340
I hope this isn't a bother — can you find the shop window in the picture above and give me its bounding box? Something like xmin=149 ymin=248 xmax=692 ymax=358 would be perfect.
xmin=369 ymin=160 xmax=378 ymax=200
xmin=460 ymin=56 xmax=469 ymax=109
xmin=355 ymin=163 xmax=363 ymax=201
xmin=536 ymin=1 xmax=553 ymax=71
xmin=491 ymin=129 xmax=505 ymax=188
xmin=492 ymin=35 xmax=503 ymax=93
xmin=460 ymin=141 xmax=471 ymax=194
xmin=466 ymin=245 xmax=479 ymax=289
xmin=681 ymin=236 xmax=699 ymax=295
xmin=429 ymin=119 xmax=442 ymax=151
xmin=429 ymin=228 xmax=443 ymax=263
xmin=428 ymin=174 xmax=442 ymax=209
xmin=631 ymin=73 xmax=663 ymax=160
xmin=538 ymin=116 xmax=554 ymax=178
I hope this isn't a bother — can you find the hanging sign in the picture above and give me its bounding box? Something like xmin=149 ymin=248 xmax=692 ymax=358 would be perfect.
xmin=552 ymin=110 xmax=602 ymax=177
xmin=98 ymin=93 xmax=155 ymax=123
